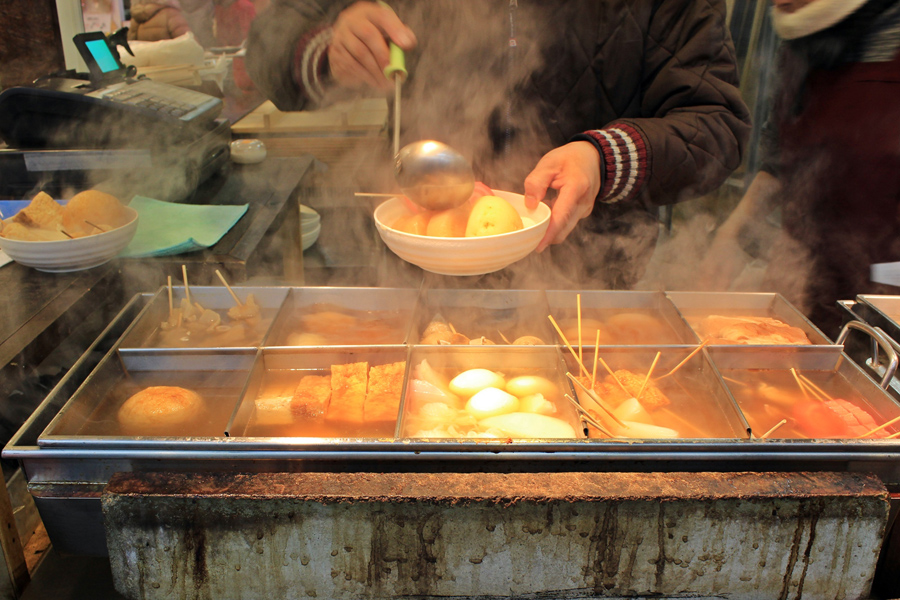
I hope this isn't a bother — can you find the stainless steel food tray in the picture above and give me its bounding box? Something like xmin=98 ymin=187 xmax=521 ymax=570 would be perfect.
xmin=547 ymin=290 xmax=697 ymax=345
xmin=266 ymin=286 xmax=418 ymax=346
xmin=666 ymin=291 xmax=833 ymax=345
xmin=7 ymin=288 xmax=900 ymax=556
xmin=118 ymin=286 xmax=290 ymax=351
xmin=411 ymin=288 xmax=555 ymax=345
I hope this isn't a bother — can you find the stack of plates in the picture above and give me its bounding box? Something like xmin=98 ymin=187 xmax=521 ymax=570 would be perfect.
xmin=300 ymin=205 xmax=321 ymax=250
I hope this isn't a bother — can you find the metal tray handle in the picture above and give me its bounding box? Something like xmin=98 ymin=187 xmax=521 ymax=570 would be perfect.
xmin=836 ymin=320 xmax=899 ymax=389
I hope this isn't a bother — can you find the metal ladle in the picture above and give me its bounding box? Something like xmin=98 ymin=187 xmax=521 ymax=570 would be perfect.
xmin=395 ymin=140 xmax=475 ymax=211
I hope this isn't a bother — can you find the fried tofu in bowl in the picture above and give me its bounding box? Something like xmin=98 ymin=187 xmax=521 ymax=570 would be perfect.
xmin=0 ymin=191 xmax=138 ymax=272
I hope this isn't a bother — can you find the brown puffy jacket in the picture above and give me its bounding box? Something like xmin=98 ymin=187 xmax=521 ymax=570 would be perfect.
xmin=128 ymin=1 xmax=191 ymax=42
xmin=247 ymin=0 xmax=750 ymax=214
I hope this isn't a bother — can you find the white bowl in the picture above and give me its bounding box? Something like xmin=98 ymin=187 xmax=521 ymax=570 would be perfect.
xmin=300 ymin=204 xmax=320 ymax=223
xmin=373 ymin=190 xmax=550 ymax=276
xmin=0 ymin=207 xmax=139 ymax=273
xmin=302 ymin=222 xmax=321 ymax=251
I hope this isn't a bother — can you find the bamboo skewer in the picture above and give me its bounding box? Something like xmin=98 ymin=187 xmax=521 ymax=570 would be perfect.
xmin=448 ymin=322 xmax=457 ymax=335
xmin=85 ymin=220 xmax=103 ymax=232
xmin=167 ymin=276 xmax=174 ymax=320
xmin=567 ymin=372 xmax=627 ymax=429
xmin=598 ymin=356 xmax=631 ymax=397
xmin=215 ymin=269 xmax=243 ymax=307
xmin=759 ymin=419 xmax=787 ymax=440
xmin=722 ymin=375 xmax=747 ymax=386
xmin=60 ymin=229 xmax=74 ymax=239
xmin=798 ymin=373 xmax=834 ymax=402
xmin=656 ymin=341 xmax=708 ymax=381
xmin=591 ymin=329 xmax=601 ymax=388
xmin=548 ymin=315 xmax=588 ymax=375
xmin=354 ymin=192 xmax=399 ymax=198
xmin=564 ymin=394 xmax=613 ymax=437
xmin=636 ymin=352 xmax=661 ymax=402
xmin=498 ymin=330 xmax=512 ymax=345
xmin=182 ymin=265 xmax=192 ymax=306
xmin=577 ymin=294 xmax=583 ymax=373
xmin=887 ymin=430 xmax=900 ymax=440
xmin=859 ymin=414 xmax=900 ymax=439
xmin=790 ymin=368 xmax=811 ymax=401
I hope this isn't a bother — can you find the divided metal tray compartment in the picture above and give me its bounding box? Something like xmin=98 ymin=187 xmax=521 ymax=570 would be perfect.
xmin=560 ymin=345 xmax=751 ymax=440
xmin=708 ymin=345 xmax=900 ymax=439
xmin=399 ymin=345 xmax=583 ymax=439
xmin=546 ymin=290 xmax=696 ymax=345
xmin=38 ymin=350 xmax=257 ymax=448
xmin=226 ymin=346 xmax=410 ymax=441
xmin=117 ymin=286 xmax=290 ymax=350
xmin=409 ymin=289 xmax=555 ymax=345
xmin=665 ymin=291 xmax=833 ymax=346
xmin=265 ymin=286 xmax=419 ymax=347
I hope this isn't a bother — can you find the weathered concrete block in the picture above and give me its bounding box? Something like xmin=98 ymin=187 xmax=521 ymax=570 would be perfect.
xmin=102 ymin=471 xmax=888 ymax=600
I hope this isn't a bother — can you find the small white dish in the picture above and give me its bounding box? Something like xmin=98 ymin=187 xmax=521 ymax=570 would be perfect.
xmin=0 ymin=207 xmax=139 ymax=273
xmin=230 ymin=139 xmax=267 ymax=164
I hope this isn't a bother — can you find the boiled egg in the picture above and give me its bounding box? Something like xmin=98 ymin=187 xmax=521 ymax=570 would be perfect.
xmin=449 ymin=369 xmax=506 ymax=397
xmin=505 ymin=375 xmax=557 ymax=398
xmin=465 ymin=387 xmax=519 ymax=419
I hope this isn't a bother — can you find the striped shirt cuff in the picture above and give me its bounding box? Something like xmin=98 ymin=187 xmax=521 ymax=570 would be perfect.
xmin=572 ymin=124 xmax=648 ymax=204
xmin=292 ymin=25 xmax=333 ymax=105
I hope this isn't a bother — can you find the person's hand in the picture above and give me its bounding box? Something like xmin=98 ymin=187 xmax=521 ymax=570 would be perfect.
xmin=523 ymin=141 xmax=602 ymax=252
xmin=328 ymin=2 xmax=417 ymax=92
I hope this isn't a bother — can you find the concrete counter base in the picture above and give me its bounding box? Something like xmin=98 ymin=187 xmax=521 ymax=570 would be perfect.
xmin=102 ymin=471 xmax=888 ymax=600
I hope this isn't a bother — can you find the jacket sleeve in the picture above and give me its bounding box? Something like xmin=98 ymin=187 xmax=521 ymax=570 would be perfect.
xmin=606 ymin=0 xmax=751 ymax=206
xmin=246 ymin=0 xmax=354 ymax=111
xmin=169 ymin=10 xmax=191 ymax=39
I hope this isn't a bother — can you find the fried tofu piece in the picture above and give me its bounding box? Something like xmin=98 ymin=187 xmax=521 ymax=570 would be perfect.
xmin=0 ymin=221 xmax=67 ymax=241
xmin=364 ymin=361 xmax=406 ymax=428
xmin=326 ymin=362 xmax=368 ymax=427
xmin=292 ymin=374 xmax=331 ymax=419
xmin=13 ymin=192 xmax=63 ymax=229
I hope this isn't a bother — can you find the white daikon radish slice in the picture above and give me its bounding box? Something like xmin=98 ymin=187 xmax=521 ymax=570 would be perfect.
xmin=406 ymin=379 xmax=462 ymax=411
xmin=619 ymin=420 xmax=679 ymax=439
xmin=465 ymin=387 xmax=519 ymax=419
xmin=414 ymin=359 xmax=454 ymax=396
xmin=478 ymin=412 xmax=577 ymax=439
xmin=613 ymin=397 xmax=652 ymax=424
xmin=419 ymin=401 xmax=459 ymax=419
xmin=505 ymin=375 xmax=557 ymax=398
xmin=449 ymin=369 xmax=506 ymax=397
xmin=518 ymin=393 xmax=557 ymax=416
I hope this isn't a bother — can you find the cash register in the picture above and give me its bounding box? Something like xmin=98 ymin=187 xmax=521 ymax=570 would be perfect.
xmin=0 ymin=32 xmax=232 ymax=200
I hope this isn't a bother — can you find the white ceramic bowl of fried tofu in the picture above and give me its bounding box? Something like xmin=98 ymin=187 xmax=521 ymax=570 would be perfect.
xmin=0 ymin=194 xmax=138 ymax=273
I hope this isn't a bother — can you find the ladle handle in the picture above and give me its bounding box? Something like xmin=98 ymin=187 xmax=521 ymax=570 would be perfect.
xmin=384 ymin=43 xmax=407 ymax=82
xmin=377 ymin=1 xmax=407 ymax=82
